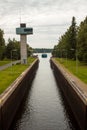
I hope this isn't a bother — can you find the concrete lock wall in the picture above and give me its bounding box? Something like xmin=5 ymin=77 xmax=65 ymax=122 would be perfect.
xmin=0 ymin=59 xmax=39 ymax=130
xmin=50 ymin=59 xmax=87 ymax=130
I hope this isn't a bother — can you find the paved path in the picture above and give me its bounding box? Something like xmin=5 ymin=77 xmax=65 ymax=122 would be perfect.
xmin=0 ymin=60 xmax=21 ymax=71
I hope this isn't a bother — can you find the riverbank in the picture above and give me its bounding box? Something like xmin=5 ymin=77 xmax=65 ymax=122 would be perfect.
xmin=50 ymin=58 xmax=87 ymax=130
xmin=53 ymin=58 xmax=87 ymax=94
xmin=54 ymin=58 xmax=87 ymax=84
xmin=0 ymin=58 xmax=39 ymax=130
xmin=0 ymin=57 xmax=36 ymax=94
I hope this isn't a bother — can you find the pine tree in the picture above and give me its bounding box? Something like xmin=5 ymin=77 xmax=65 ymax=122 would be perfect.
xmin=67 ymin=16 xmax=77 ymax=59
xmin=52 ymin=17 xmax=77 ymax=59
xmin=77 ymin=17 xmax=87 ymax=62
xmin=0 ymin=29 xmax=5 ymax=60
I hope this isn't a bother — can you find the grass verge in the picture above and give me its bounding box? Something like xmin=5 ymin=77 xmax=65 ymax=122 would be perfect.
xmin=0 ymin=57 xmax=36 ymax=94
xmin=0 ymin=60 xmax=11 ymax=66
xmin=55 ymin=58 xmax=87 ymax=84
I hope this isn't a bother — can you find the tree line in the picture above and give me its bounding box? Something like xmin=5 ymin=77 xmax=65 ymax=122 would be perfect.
xmin=0 ymin=29 xmax=33 ymax=60
xmin=52 ymin=16 xmax=87 ymax=63
xmin=33 ymin=48 xmax=53 ymax=53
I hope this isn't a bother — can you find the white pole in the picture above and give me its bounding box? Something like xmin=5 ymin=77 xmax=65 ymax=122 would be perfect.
xmin=76 ymin=46 xmax=78 ymax=73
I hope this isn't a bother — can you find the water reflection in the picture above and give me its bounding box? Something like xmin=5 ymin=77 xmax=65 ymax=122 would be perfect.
xmin=10 ymin=53 xmax=79 ymax=130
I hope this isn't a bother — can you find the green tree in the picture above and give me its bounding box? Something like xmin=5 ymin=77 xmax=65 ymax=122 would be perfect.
xmin=0 ymin=29 xmax=5 ymax=60
xmin=66 ymin=17 xmax=77 ymax=59
xmin=77 ymin=17 xmax=87 ymax=62
xmin=6 ymin=38 xmax=33 ymax=60
xmin=52 ymin=17 xmax=77 ymax=60
xmin=27 ymin=44 xmax=33 ymax=57
xmin=6 ymin=38 xmax=20 ymax=60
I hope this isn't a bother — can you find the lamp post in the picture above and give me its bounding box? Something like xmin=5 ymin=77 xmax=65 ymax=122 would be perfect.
xmin=76 ymin=48 xmax=78 ymax=73
xmin=63 ymin=49 xmax=67 ymax=66
xmin=70 ymin=48 xmax=78 ymax=73
xmin=11 ymin=49 xmax=17 ymax=73
xmin=61 ymin=49 xmax=67 ymax=65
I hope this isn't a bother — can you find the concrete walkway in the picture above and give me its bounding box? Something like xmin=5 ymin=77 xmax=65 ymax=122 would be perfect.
xmin=0 ymin=60 xmax=21 ymax=71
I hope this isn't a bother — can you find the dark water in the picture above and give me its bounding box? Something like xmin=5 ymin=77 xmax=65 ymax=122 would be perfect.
xmin=10 ymin=54 xmax=79 ymax=130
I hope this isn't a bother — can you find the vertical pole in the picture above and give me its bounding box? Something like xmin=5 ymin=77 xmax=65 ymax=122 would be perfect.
xmin=66 ymin=51 xmax=67 ymax=66
xmin=76 ymin=41 xmax=78 ymax=73
xmin=61 ymin=50 xmax=62 ymax=62
xmin=20 ymin=35 xmax=27 ymax=64
xmin=76 ymin=49 xmax=78 ymax=73
xmin=11 ymin=50 xmax=12 ymax=74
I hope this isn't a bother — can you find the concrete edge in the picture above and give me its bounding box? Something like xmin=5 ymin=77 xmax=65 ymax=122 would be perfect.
xmin=0 ymin=58 xmax=38 ymax=105
xmin=0 ymin=58 xmax=39 ymax=130
xmin=51 ymin=58 xmax=87 ymax=104
xmin=50 ymin=58 xmax=87 ymax=130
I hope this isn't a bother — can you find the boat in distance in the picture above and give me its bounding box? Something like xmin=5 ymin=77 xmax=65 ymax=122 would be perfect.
xmin=41 ymin=53 xmax=47 ymax=58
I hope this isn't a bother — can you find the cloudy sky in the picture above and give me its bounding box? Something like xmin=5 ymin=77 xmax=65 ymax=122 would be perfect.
xmin=0 ymin=0 xmax=87 ymax=48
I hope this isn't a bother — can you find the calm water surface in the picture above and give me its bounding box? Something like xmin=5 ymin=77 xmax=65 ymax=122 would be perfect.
xmin=10 ymin=54 xmax=78 ymax=130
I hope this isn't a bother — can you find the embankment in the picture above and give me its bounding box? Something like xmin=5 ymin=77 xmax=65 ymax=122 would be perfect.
xmin=0 ymin=59 xmax=39 ymax=130
xmin=50 ymin=58 xmax=87 ymax=130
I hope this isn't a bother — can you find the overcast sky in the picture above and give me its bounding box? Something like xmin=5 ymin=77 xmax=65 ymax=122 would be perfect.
xmin=0 ymin=0 xmax=87 ymax=48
